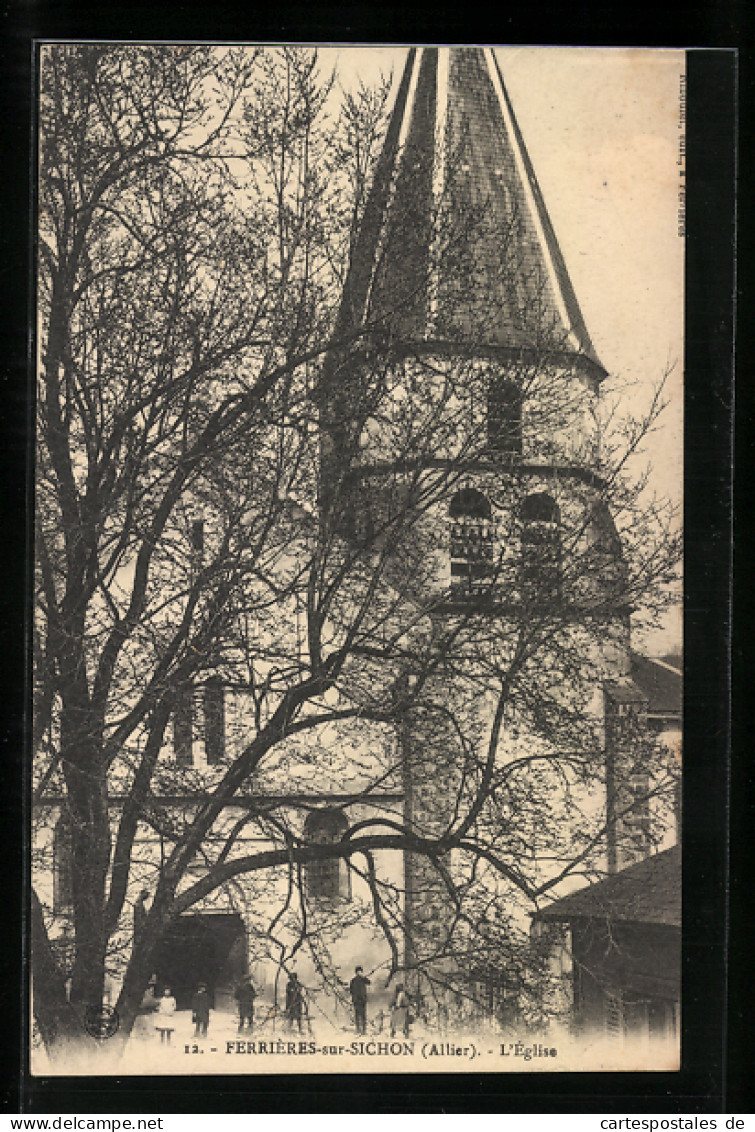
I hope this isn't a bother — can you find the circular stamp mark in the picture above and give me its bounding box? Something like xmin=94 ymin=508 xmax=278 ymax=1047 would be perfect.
xmin=83 ymin=1003 xmax=120 ymax=1040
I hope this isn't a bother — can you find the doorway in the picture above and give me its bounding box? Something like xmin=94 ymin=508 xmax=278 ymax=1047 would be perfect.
xmin=153 ymin=912 xmax=246 ymax=1010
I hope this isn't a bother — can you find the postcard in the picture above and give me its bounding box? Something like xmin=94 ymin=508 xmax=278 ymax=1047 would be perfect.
xmin=32 ymin=44 xmax=684 ymax=1076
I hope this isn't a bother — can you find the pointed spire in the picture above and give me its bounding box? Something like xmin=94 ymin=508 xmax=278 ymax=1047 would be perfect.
xmin=338 ymin=47 xmax=605 ymax=381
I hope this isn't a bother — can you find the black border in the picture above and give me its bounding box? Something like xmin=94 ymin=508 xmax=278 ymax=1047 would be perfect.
xmin=1 ymin=15 xmax=738 ymax=1114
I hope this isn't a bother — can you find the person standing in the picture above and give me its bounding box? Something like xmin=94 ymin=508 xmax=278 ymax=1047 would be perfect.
xmin=133 ymin=888 xmax=150 ymax=937
xmin=285 ymin=972 xmax=304 ymax=1033
xmin=235 ymin=977 xmax=257 ymax=1032
xmin=349 ymin=966 xmax=371 ymax=1034
xmin=154 ymin=987 xmax=176 ymax=1045
xmin=390 ymin=984 xmax=411 ymax=1038
xmin=191 ymin=982 xmax=211 ymax=1038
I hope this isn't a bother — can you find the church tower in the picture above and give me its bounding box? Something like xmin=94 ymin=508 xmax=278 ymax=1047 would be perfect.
xmin=319 ymin=48 xmax=633 ymax=984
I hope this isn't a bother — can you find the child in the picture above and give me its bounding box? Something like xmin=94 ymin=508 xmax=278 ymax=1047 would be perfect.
xmin=154 ymin=987 xmax=177 ymax=1045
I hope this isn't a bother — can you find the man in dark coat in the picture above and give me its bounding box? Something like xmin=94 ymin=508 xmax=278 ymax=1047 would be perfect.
xmin=191 ymin=982 xmax=211 ymax=1037
xmin=235 ymin=977 xmax=257 ymax=1032
xmin=285 ymin=972 xmax=304 ymax=1033
xmin=349 ymin=966 xmax=371 ymax=1034
xmin=133 ymin=889 xmax=150 ymax=937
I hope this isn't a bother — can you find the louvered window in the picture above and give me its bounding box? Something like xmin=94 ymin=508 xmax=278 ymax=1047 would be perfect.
xmin=520 ymin=492 xmax=561 ymax=602
xmin=449 ymin=489 xmax=494 ymax=592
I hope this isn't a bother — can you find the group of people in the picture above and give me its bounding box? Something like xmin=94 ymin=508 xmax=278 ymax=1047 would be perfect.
xmin=154 ymin=977 xmax=260 ymax=1043
xmin=149 ymin=974 xmax=299 ymax=1042
xmin=349 ymin=966 xmax=412 ymax=1038
xmin=240 ymin=966 xmax=412 ymax=1039
xmin=281 ymin=965 xmax=412 ymax=1037
xmin=152 ymin=982 xmax=211 ymax=1045
xmin=150 ymin=966 xmax=413 ymax=1044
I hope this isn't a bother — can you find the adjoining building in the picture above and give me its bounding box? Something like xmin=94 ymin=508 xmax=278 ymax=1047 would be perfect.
xmin=532 ymin=845 xmax=681 ymax=1043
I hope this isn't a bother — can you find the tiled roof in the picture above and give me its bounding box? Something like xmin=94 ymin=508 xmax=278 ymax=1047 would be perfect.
xmin=336 ymin=47 xmax=606 ymax=379
xmin=630 ymin=652 xmax=682 ymax=717
xmin=533 ymin=846 xmax=681 ymax=928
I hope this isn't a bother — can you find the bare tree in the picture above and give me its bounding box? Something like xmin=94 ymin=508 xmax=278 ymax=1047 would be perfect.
xmin=33 ymin=44 xmax=680 ymax=1056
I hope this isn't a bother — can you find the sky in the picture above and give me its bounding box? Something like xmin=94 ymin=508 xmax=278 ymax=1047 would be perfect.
xmin=322 ymin=47 xmax=685 ymax=655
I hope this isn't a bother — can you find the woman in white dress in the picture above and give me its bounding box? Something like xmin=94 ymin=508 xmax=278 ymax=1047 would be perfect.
xmin=390 ymin=984 xmax=411 ymax=1038
xmin=154 ymin=987 xmax=177 ymax=1045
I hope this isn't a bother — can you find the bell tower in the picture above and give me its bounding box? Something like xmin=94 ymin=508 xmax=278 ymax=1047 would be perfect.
xmin=319 ymin=48 xmax=631 ymax=981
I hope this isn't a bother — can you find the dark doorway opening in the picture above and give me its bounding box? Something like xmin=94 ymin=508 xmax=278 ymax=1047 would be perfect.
xmin=153 ymin=913 xmax=246 ymax=1010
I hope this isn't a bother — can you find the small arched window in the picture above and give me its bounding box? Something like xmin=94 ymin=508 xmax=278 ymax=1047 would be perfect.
xmin=487 ymin=377 xmax=522 ymax=456
xmin=520 ymin=493 xmax=561 ymax=602
xmin=203 ymin=678 xmax=225 ymax=766
xmin=189 ymin=519 xmax=205 ymax=576
xmin=449 ymin=488 xmax=494 ymax=592
xmin=303 ymin=809 xmax=351 ymax=901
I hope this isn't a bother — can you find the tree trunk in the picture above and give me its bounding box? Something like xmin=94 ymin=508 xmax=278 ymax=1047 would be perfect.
xmin=30 ymin=889 xmax=81 ymax=1056
xmin=115 ymin=899 xmax=176 ymax=1042
xmin=64 ymin=761 xmax=112 ymax=1009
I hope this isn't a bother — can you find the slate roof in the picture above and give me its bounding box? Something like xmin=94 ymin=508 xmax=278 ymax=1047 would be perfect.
xmin=334 ymin=47 xmax=605 ymax=380
xmin=533 ymin=846 xmax=681 ymax=928
xmin=630 ymin=652 xmax=682 ymax=718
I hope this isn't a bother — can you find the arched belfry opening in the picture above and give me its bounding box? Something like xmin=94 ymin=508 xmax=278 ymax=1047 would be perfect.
xmin=520 ymin=492 xmax=561 ymax=602
xmin=449 ymin=488 xmax=494 ymax=591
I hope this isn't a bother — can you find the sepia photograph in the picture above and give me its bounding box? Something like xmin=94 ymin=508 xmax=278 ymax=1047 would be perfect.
xmin=31 ymin=44 xmax=685 ymax=1077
